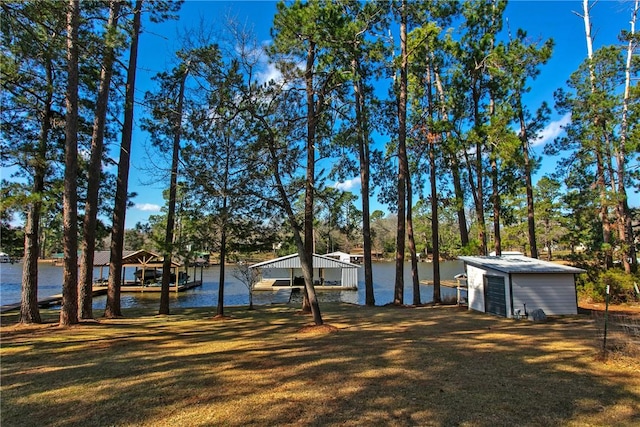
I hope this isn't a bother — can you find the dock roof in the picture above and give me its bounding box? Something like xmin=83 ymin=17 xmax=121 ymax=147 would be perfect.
xmin=250 ymin=253 xmax=360 ymax=270
xmin=89 ymin=250 xmax=181 ymax=268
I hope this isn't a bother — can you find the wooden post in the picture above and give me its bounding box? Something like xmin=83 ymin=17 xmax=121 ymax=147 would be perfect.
xmin=602 ymin=284 xmax=611 ymax=358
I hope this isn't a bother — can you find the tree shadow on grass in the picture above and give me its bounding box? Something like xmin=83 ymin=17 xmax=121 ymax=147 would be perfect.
xmin=1 ymin=304 xmax=639 ymax=426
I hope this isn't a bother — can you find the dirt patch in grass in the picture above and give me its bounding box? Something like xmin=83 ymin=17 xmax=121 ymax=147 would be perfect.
xmin=297 ymin=324 xmax=339 ymax=334
xmin=2 ymin=304 xmax=639 ymax=427
xmin=211 ymin=314 xmax=234 ymax=321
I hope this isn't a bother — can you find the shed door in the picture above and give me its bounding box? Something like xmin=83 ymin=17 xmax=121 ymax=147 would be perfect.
xmin=484 ymin=275 xmax=506 ymax=317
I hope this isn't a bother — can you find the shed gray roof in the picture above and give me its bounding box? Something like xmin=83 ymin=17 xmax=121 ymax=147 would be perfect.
xmin=250 ymin=253 xmax=360 ymax=269
xmin=458 ymin=255 xmax=586 ymax=274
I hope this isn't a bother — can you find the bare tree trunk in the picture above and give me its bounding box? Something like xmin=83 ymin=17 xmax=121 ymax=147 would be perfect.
xmin=105 ymin=0 xmax=142 ymax=318
xmin=79 ymin=1 xmax=121 ymax=319
xmin=159 ymin=67 xmax=187 ymax=316
xmin=394 ymin=0 xmax=408 ymax=305
xmin=582 ymin=0 xmax=595 ymax=78
xmin=60 ymin=0 xmax=80 ymax=326
xmin=581 ymin=0 xmax=612 ymax=269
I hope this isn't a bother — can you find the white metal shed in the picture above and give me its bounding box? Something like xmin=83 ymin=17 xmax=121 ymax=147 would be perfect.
xmin=458 ymin=255 xmax=585 ymax=318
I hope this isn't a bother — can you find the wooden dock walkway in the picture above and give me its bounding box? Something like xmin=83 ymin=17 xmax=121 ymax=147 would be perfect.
xmin=0 ymin=281 xmax=203 ymax=313
xmin=419 ymin=279 xmax=468 ymax=306
xmin=0 ymin=288 xmax=108 ymax=313
xmin=93 ymin=280 xmax=203 ymax=293
xmin=419 ymin=279 xmax=466 ymax=289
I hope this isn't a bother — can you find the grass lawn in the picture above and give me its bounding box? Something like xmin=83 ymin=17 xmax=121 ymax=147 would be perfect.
xmin=1 ymin=303 xmax=639 ymax=426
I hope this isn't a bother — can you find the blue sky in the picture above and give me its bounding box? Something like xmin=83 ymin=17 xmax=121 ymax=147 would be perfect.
xmin=122 ymin=0 xmax=638 ymax=228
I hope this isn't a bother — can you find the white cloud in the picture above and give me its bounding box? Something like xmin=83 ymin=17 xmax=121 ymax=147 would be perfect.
xmin=79 ymin=148 xmax=91 ymax=162
xmin=533 ymin=113 xmax=571 ymax=147
xmin=256 ymin=61 xmax=283 ymax=85
xmin=334 ymin=177 xmax=361 ymax=192
xmin=135 ymin=203 xmax=161 ymax=212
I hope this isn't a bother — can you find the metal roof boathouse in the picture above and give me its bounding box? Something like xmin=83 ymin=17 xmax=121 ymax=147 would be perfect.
xmin=459 ymin=255 xmax=586 ymax=318
xmin=251 ymin=253 xmax=359 ymax=290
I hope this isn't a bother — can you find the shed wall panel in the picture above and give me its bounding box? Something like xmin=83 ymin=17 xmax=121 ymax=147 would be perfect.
xmin=511 ymin=274 xmax=577 ymax=315
xmin=467 ymin=265 xmax=486 ymax=313
xmin=467 ymin=265 xmax=511 ymax=316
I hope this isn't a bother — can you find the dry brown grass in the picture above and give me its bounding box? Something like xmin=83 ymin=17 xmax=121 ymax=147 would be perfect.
xmin=1 ymin=304 xmax=639 ymax=427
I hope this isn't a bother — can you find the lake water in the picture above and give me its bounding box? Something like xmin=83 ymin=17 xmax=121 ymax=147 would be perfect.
xmin=0 ymin=260 xmax=465 ymax=309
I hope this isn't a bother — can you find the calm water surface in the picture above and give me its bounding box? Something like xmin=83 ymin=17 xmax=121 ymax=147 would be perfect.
xmin=0 ymin=261 xmax=465 ymax=309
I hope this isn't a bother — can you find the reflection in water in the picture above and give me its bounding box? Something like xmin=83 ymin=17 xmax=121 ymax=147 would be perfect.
xmin=0 ymin=261 xmax=465 ymax=309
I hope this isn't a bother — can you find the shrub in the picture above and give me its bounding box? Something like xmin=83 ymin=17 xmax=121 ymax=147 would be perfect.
xmin=578 ymin=270 xmax=639 ymax=304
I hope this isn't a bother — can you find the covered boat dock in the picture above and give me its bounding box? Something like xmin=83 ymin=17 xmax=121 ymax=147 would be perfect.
xmin=250 ymin=253 xmax=359 ymax=291
xmin=91 ymin=249 xmax=203 ymax=293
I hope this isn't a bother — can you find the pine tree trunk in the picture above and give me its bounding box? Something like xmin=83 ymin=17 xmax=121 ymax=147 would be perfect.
xmin=21 ymin=208 xmax=42 ymax=324
xmin=105 ymin=0 xmax=142 ymax=318
xmin=517 ymin=95 xmax=538 ymax=258
xmin=303 ymin=41 xmax=316 ymax=313
xmin=353 ymin=60 xmax=375 ymax=306
xmin=426 ymin=55 xmax=441 ymax=304
xmin=406 ymin=166 xmax=420 ymax=306
xmin=216 ymin=151 xmax=231 ymax=317
xmin=489 ymin=90 xmax=501 ymax=257
xmin=19 ymin=60 xmax=53 ymax=325
xmin=159 ymin=67 xmax=187 ymax=316
xmin=79 ymin=1 xmax=121 ymax=319
xmin=545 ymin=217 xmax=553 ymax=261
xmin=616 ymin=0 xmax=638 ymax=273
xmin=450 ymin=154 xmax=469 ymax=248
xmin=596 ymin=148 xmax=612 ymax=269
xmin=430 ymin=138 xmax=441 ymax=304
xmin=432 ymin=64 xmax=468 ymax=249
xmin=491 ymin=153 xmax=501 ymax=256
xmin=394 ymin=0 xmax=408 ymax=305
xmin=472 ymin=85 xmax=487 ymax=255
xmin=60 ymin=0 xmax=80 ymax=326
xmin=216 ymin=227 xmax=227 ymax=317
xmin=264 ymin=127 xmax=323 ymax=325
